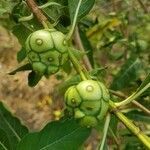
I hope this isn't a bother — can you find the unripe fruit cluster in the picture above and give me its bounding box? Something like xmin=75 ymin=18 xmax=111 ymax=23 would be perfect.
xmin=65 ymin=80 xmax=110 ymax=127
xmin=25 ymin=29 xmax=68 ymax=75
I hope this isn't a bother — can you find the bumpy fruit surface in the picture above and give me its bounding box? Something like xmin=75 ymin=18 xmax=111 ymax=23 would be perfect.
xmin=25 ymin=29 xmax=68 ymax=75
xmin=65 ymin=80 xmax=110 ymax=127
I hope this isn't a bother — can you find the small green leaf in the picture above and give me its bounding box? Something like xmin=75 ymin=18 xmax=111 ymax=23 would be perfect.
xmin=68 ymin=0 xmax=95 ymax=23
xmin=136 ymin=73 xmax=150 ymax=93
xmin=0 ymin=102 xmax=28 ymax=150
xmin=111 ymin=57 xmax=143 ymax=90
xmin=17 ymin=47 xmax=27 ymax=63
xmin=28 ymin=71 xmax=43 ymax=87
xmin=17 ymin=118 xmax=91 ymax=150
xmin=9 ymin=63 xmax=32 ymax=75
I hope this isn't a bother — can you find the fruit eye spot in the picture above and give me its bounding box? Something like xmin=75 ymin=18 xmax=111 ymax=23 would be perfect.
xmin=48 ymin=57 xmax=54 ymax=62
xmin=71 ymin=98 xmax=76 ymax=104
xmin=86 ymin=85 xmax=94 ymax=92
xmin=36 ymin=39 xmax=43 ymax=45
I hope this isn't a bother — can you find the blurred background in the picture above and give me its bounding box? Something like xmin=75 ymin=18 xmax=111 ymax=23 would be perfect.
xmin=0 ymin=0 xmax=150 ymax=149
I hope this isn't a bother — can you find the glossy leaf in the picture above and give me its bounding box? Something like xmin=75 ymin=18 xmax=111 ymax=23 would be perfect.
xmin=0 ymin=102 xmax=28 ymax=150
xmin=17 ymin=118 xmax=91 ymax=150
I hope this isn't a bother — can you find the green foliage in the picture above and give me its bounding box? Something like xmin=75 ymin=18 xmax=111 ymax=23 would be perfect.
xmin=68 ymin=0 xmax=95 ymax=23
xmin=9 ymin=63 xmax=32 ymax=75
xmin=111 ymin=56 xmax=143 ymax=90
xmin=78 ymin=26 xmax=94 ymax=67
xmin=0 ymin=0 xmax=150 ymax=149
xmin=125 ymin=110 xmax=150 ymax=124
xmin=0 ymin=102 xmax=28 ymax=150
xmin=28 ymin=71 xmax=43 ymax=87
xmin=17 ymin=118 xmax=91 ymax=150
xmin=17 ymin=48 xmax=27 ymax=63
xmin=136 ymin=73 xmax=150 ymax=94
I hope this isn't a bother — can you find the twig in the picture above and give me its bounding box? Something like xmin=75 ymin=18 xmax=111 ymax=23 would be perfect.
xmin=137 ymin=0 xmax=148 ymax=13
xmin=26 ymin=0 xmax=50 ymax=28
xmin=116 ymin=83 xmax=150 ymax=107
xmin=109 ymin=90 xmax=150 ymax=116
xmin=109 ymin=101 xmax=150 ymax=149
xmin=98 ymin=113 xmax=111 ymax=150
xmin=109 ymin=127 xmax=121 ymax=149
xmin=74 ymin=26 xmax=92 ymax=71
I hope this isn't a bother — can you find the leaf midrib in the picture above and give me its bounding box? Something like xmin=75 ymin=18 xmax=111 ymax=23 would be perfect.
xmin=40 ymin=127 xmax=82 ymax=150
xmin=117 ymin=58 xmax=140 ymax=82
xmin=0 ymin=110 xmax=21 ymax=142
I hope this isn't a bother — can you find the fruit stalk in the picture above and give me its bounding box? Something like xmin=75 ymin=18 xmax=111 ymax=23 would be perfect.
xmin=26 ymin=0 xmax=51 ymax=28
xmin=109 ymin=101 xmax=150 ymax=149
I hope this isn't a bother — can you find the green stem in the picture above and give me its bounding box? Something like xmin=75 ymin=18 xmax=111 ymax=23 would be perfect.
xmin=67 ymin=48 xmax=90 ymax=81
xmin=109 ymin=90 xmax=150 ymax=115
xmin=66 ymin=0 xmax=82 ymax=40
xmin=42 ymin=21 xmax=50 ymax=29
xmin=109 ymin=101 xmax=150 ymax=149
xmin=115 ymin=83 xmax=150 ymax=107
xmin=26 ymin=0 xmax=53 ymax=29
xmin=98 ymin=113 xmax=111 ymax=150
xmin=18 ymin=13 xmax=33 ymax=22
xmin=38 ymin=2 xmax=61 ymax=9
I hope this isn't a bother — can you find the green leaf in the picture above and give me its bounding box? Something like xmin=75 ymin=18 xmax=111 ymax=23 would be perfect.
xmin=28 ymin=71 xmax=43 ymax=87
xmin=136 ymin=73 xmax=150 ymax=93
xmin=41 ymin=1 xmax=68 ymax=25
xmin=68 ymin=0 xmax=95 ymax=23
xmin=9 ymin=63 xmax=32 ymax=75
xmin=0 ymin=102 xmax=28 ymax=150
xmin=17 ymin=47 xmax=27 ymax=63
xmin=11 ymin=1 xmax=30 ymax=23
xmin=71 ymin=48 xmax=86 ymax=60
xmin=12 ymin=24 xmax=33 ymax=45
xmin=123 ymin=135 xmax=146 ymax=150
xmin=62 ymin=60 xmax=72 ymax=74
xmin=111 ymin=57 xmax=143 ymax=90
xmin=125 ymin=110 xmax=150 ymax=124
xmin=78 ymin=26 xmax=94 ymax=67
xmin=17 ymin=118 xmax=91 ymax=150
xmin=0 ymin=128 xmax=11 ymax=150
